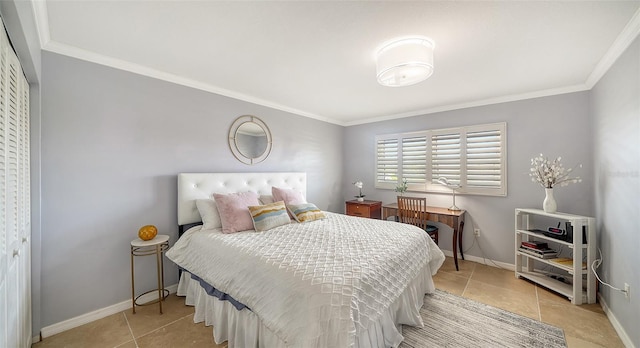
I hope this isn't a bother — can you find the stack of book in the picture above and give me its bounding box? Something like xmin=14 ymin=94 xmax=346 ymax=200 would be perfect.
xmin=549 ymin=257 xmax=587 ymax=270
xmin=519 ymin=241 xmax=557 ymax=259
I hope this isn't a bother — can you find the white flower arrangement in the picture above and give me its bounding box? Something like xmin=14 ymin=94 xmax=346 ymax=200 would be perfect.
xmin=529 ymin=154 xmax=582 ymax=189
xmin=353 ymin=180 xmax=365 ymax=198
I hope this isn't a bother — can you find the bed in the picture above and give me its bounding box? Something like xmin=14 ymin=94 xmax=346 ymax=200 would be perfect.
xmin=166 ymin=172 xmax=445 ymax=348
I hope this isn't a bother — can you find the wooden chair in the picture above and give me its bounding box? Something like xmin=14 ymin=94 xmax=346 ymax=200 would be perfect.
xmin=397 ymin=196 xmax=439 ymax=245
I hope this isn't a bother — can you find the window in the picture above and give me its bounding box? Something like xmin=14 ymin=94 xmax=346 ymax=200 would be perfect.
xmin=375 ymin=122 xmax=507 ymax=196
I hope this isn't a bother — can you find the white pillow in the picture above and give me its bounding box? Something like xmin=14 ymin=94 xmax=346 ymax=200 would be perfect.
xmin=259 ymin=195 xmax=275 ymax=205
xmin=196 ymin=199 xmax=222 ymax=230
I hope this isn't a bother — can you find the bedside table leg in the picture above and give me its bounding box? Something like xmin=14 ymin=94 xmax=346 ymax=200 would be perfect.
xmin=160 ymin=245 xmax=165 ymax=301
xmin=156 ymin=244 xmax=163 ymax=314
xmin=130 ymin=248 xmax=136 ymax=314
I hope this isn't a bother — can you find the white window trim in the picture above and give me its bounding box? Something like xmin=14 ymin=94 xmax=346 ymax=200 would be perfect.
xmin=375 ymin=122 xmax=507 ymax=196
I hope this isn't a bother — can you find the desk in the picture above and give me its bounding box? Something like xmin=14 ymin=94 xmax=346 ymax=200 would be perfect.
xmin=383 ymin=203 xmax=466 ymax=271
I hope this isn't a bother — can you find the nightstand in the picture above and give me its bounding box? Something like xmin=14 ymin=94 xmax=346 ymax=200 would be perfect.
xmin=345 ymin=200 xmax=382 ymax=219
xmin=130 ymin=234 xmax=170 ymax=314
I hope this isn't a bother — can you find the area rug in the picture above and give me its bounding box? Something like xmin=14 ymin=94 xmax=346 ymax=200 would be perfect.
xmin=400 ymin=290 xmax=567 ymax=348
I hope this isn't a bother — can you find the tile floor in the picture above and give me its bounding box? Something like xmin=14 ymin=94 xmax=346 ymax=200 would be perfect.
xmin=32 ymin=257 xmax=624 ymax=348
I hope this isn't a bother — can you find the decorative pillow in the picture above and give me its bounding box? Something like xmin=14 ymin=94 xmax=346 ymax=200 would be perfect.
xmin=248 ymin=201 xmax=291 ymax=232
xmin=272 ymin=186 xmax=306 ymax=205
xmin=196 ymin=199 xmax=222 ymax=230
xmin=287 ymin=203 xmax=326 ymax=223
xmin=213 ymin=192 xmax=261 ymax=233
xmin=259 ymin=195 xmax=275 ymax=205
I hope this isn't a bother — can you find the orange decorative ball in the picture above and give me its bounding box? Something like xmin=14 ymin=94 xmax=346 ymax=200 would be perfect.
xmin=138 ymin=225 xmax=158 ymax=241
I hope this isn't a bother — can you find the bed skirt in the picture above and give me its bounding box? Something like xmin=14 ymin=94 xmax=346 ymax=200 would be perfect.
xmin=177 ymin=262 xmax=438 ymax=348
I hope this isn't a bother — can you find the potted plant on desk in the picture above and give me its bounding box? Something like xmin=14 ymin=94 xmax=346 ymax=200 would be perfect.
xmin=395 ymin=178 xmax=408 ymax=196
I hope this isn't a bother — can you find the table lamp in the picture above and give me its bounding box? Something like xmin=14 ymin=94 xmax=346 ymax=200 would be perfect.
xmin=437 ymin=177 xmax=461 ymax=211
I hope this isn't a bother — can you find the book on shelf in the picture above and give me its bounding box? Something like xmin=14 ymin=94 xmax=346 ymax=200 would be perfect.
xmin=518 ymin=247 xmax=558 ymax=259
xmin=549 ymin=257 xmax=587 ymax=270
xmin=519 ymin=243 xmax=556 ymax=253
xmin=521 ymin=241 xmax=548 ymax=249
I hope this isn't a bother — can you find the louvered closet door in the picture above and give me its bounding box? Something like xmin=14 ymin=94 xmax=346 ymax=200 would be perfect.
xmin=0 ymin=16 xmax=31 ymax=348
xmin=0 ymin=21 xmax=8 ymax=346
xmin=17 ymin=67 xmax=30 ymax=347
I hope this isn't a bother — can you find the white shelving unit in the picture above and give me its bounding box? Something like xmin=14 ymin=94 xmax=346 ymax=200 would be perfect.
xmin=515 ymin=208 xmax=596 ymax=304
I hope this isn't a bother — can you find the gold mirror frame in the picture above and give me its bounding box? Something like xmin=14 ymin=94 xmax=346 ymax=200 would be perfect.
xmin=228 ymin=115 xmax=272 ymax=165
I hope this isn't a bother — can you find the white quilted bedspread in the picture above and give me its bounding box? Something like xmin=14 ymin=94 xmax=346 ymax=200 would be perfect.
xmin=166 ymin=212 xmax=444 ymax=347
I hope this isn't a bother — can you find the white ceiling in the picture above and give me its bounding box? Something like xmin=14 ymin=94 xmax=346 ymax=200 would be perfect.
xmin=34 ymin=1 xmax=640 ymax=126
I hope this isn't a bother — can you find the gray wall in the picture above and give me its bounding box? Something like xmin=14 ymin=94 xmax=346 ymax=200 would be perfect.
xmin=590 ymin=36 xmax=639 ymax=347
xmin=343 ymin=92 xmax=594 ymax=263
xmin=40 ymin=51 xmax=344 ymax=330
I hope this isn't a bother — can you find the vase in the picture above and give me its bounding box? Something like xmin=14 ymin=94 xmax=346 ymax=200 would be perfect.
xmin=357 ymin=197 xmax=364 ymax=202
xmin=543 ymin=188 xmax=557 ymax=213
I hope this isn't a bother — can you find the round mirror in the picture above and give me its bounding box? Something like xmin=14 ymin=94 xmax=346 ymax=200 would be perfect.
xmin=228 ymin=115 xmax=272 ymax=165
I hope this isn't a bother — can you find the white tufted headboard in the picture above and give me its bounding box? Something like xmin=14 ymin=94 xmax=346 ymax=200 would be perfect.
xmin=177 ymin=172 xmax=307 ymax=226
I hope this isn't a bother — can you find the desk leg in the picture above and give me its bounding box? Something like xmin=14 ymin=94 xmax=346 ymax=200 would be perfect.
xmin=453 ymin=225 xmax=459 ymax=271
xmin=459 ymin=220 xmax=465 ymax=261
xmin=452 ymin=218 xmax=465 ymax=271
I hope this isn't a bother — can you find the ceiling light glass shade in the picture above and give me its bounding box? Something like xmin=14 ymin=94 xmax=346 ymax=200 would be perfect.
xmin=376 ymin=37 xmax=434 ymax=87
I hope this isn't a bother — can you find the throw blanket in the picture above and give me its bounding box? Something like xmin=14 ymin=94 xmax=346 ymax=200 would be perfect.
xmin=167 ymin=212 xmax=444 ymax=347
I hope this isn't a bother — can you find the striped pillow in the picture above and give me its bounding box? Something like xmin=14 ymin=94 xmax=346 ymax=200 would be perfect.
xmin=287 ymin=203 xmax=326 ymax=223
xmin=248 ymin=201 xmax=291 ymax=232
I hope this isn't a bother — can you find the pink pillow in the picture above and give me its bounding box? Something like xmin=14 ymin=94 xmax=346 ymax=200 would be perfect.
xmin=213 ymin=192 xmax=261 ymax=233
xmin=272 ymin=186 xmax=306 ymax=205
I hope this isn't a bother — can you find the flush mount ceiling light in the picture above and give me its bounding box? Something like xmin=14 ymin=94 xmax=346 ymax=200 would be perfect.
xmin=376 ymin=36 xmax=435 ymax=87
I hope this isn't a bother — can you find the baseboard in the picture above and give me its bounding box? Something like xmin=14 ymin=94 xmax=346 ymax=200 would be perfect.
xmin=597 ymin=293 xmax=634 ymax=348
xmin=441 ymin=249 xmax=515 ymax=271
xmin=40 ymin=283 xmax=178 ymax=339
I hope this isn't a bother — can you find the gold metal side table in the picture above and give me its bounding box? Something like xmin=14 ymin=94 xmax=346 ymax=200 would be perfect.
xmin=130 ymin=234 xmax=170 ymax=314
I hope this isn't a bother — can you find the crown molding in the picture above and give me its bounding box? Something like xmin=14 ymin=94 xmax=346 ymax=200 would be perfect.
xmin=30 ymin=1 xmax=640 ymax=127
xmin=31 ymin=0 xmax=50 ymax=48
xmin=343 ymin=84 xmax=589 ymax=126
xmin=42 ymin=41 xmax=344 ymax=126
xmin=36 ymin=37 xmax=602 ymax=128
xmin=586 ymin=6 xmax=640 ymax=88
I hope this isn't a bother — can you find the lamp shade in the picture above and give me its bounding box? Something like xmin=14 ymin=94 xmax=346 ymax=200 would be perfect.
xmin=376 ymin=37 xmax=434 ymax=87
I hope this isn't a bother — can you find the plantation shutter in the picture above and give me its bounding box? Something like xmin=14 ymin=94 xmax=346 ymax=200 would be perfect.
xmin=431 ymin=132 xmax=461 ymax=185
xmin=466 ymin=128 xmax=503 ymax=188
xmin=401 ymin=136 xmax=427 ymax=185
xmin=375 ymin=122 xmax=506 ymax=196
xmin=375 ymin=137 xmax=398 ymax=187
